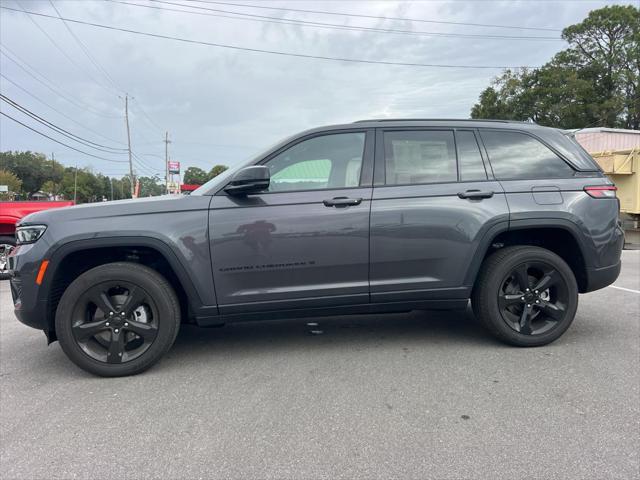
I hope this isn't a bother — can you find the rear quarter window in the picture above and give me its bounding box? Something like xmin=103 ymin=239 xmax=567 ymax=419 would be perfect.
xmin=480 ymin=130 xmax=575 ymax=180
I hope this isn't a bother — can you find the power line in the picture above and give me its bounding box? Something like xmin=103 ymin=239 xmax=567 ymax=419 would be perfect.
xmin=124 ymin=0 xmax=563 ymax=41
xmin=14 ymin=0 xmax=118 ymax=96
xmin=0 ymin=111 xmax=129 ymax=163
xmin=47 ymin=0 xmax=122 ymax=94
xmin=47 ymin=2 xmax=165 ymax=140
xmin=132 ymin=151 xmax=163 ymax=172
xmin=0 ymin=44 xmax=123 ymax=118
xmin=1 ymin=6 xmax=539 ymax=69
xmin=0 ymin=73 xmax=127 ymax=146
xmin=131 ymin=98 xmax=164 ymax=133
xmin=185 ymin=0 xmax=563 ymax=32
xmin=0 ymin=94 xmax=129 ymax=153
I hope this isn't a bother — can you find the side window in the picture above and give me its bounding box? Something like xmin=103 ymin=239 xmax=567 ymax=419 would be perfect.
xmin=266 ymin=132 xmax=365 ymax=192
xmin=384 ymin=130 xmax=457 ymax=185
xmin=480 ymin=130 xmax=575 ymax=180
xmin=456 ymin=131 xmax=488 ymax=181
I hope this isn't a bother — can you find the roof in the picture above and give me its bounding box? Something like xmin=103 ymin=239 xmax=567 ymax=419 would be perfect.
xmin=297 ymin=119 xmax=545 ymax=135
xmin=568 ymin=127 xmax=640 ymax=135
xmin=353 ymin=118 xmax=532 ymax=125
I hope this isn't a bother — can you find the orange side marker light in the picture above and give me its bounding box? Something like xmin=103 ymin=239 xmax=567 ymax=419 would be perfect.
xmin=36 ymin=260 xmax=50 ymax=285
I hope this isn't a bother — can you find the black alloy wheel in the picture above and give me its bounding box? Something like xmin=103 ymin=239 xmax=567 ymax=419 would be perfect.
xmin=70 ymin=281 xmax=159 ymax=364
xmin=498 ymin=261 xmax=569 ymax=335
xmin=472 ymin=246 xmax=579 ymax=347
xmin=56 ymin=262 xmax=180 ymax=376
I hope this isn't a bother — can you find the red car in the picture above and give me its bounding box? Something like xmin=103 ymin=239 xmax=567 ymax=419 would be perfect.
xmin=0 ymin=200 xmax=74 ymax=277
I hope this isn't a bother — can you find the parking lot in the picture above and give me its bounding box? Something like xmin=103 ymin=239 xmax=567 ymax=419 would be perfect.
xmin=0 ymin=251 xmax=638 ymax=479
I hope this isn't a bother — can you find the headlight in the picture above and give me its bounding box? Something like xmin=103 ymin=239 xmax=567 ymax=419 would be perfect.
xmin=16 ymin=225 xmax=47 ymax=244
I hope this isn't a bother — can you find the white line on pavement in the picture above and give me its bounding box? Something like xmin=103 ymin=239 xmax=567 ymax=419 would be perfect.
xmin=609 ymin=285 xmax=640 ymax=294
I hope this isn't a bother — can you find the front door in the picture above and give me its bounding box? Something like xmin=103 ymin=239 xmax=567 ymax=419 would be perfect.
xmin=369 ymin=128 xmax=510 ymax=303
xmin=209 ymin=130 xmax=374 ymax=315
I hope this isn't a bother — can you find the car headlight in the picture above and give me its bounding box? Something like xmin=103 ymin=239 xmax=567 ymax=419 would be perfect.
xmin=16 ymin=225 xmax=47 ymax=244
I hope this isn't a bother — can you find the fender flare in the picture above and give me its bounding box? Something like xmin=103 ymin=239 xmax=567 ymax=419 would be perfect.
xmin=38 ymin=236 xmax=214 ymax=325
xmin=463 ymin=217 xmax=591 ymax=287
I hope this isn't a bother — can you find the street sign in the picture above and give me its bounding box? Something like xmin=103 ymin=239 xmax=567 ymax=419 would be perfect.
xmin=168 ymin=161 xmax=180 ymax=174
xmin=0 ymin=185 xmax=8 ymax=192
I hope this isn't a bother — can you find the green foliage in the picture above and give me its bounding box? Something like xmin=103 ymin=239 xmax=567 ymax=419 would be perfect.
xmin=0 ymin=151 xmax=63 ymax=194
xmin=183 ymin=164 xmax=229 ymax=185
xmin=208 ymin=164 xmax=228 ymax=179
xmin=138 ymin=175 xmax=165 ymax=197
xmin=183 ymin=166 xmax=209 ymax=185
xmin=471 ymin=5 xmax=640 ymax=129
xmin=0 ymin=169 xmax=22 ymax=199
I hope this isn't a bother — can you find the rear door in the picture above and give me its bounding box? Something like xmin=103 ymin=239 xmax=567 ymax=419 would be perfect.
xmin=209 ymin=129 xmax=374 ymax=315
xmin=369 ymin=127 xmax=510 ymax=303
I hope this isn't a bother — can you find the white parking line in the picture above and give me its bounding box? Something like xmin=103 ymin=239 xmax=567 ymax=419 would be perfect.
xmin=609 ymin=285 xmax=640 ymax=294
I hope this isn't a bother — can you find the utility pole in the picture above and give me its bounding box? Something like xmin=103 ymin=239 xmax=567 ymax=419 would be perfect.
xmin=110 ymin=177 xmax=114 ymax=201
xmin=164 ymin=131 xmax=171 ymax=194
xmin=73 ymin=164 xmax=78 ymax=203
xmin=51 ymin=152 xmax=56 ymax=200
xmin=124 ymin=94 xmax=135 ymax=198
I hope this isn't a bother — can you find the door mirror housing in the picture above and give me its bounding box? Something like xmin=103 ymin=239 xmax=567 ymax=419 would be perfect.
xmin=224 ymin=165 xmax=270 ymax=195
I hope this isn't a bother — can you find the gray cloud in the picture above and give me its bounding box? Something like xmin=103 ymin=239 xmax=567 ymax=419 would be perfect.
xmin=0 ymin=0 xmax=630 ymax=177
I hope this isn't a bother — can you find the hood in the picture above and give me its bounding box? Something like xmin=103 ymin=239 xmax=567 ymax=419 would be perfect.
xmin=19 ymin=195 xmax=209 ymax=226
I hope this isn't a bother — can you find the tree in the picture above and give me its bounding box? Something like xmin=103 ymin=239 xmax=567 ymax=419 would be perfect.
xmin=137 ymin=175 xmax=164 ymax=197
xmin=0 ymin=169 xmax=22 ymax=199
xmin=0 ymin=151 xmax=63 ymax=194
xmin=471 ymin=5 xmax=640 ymax=129
xmin=183 ymin=165 xmax=228 ymax=184
xmin=183 ymin=166 xmax=209 ymax=185
xmin=208 ymin=164 xmax=228 ymax=179
xmin=41 ymin=180 xmax=61 ymax=198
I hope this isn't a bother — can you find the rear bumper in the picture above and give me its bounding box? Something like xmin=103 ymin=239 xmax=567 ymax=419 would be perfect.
xmin=583 ymin=261 xmax=621 ymax=293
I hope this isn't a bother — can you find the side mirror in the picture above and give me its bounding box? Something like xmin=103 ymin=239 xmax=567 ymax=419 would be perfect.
xmin=224 ymin=165 xmax=270 ymax=195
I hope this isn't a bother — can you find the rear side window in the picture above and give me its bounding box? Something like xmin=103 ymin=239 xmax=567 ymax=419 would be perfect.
xmin=384 ymin=130 xmax=457 ymax=185
xmin=456 ymin=131 xmax=487 ymax=181
xmin=480 ymin=130 xmax=575 ymax=180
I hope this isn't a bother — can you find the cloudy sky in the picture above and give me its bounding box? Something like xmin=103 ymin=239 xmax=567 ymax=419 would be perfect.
xmin=0 ymin=0 xmax=632 ymax=178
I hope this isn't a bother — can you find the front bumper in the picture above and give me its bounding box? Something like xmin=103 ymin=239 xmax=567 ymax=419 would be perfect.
xmin=8 ymin=243 xmax=51 ymax=334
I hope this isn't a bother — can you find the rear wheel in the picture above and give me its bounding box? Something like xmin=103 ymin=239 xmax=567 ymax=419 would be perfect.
xmin=0 ymin=235 xmax=16 ymax=280
xmin=55 ymin=262 xmax=180 ymax=376
xmin=472 ymin=246 xmax=578 ymax=347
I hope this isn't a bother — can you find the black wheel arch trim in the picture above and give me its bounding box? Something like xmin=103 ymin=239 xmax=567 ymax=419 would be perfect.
xmin=38 ymin=235 xmax=216 ymax=330
xmin=464 ymin=217 xmax=593 ymax=288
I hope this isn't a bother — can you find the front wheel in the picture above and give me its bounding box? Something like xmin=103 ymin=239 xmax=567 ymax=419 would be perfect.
xmin=472 ymin=246 xmax=578 ymax=347
xmin=55 ymin=262 xmax=181 ymax=376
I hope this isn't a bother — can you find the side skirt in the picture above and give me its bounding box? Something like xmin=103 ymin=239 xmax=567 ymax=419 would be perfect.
xmin=195 ymin=298 xmax=469 ymax=327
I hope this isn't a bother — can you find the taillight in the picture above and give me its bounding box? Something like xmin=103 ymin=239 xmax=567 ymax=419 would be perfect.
xmin=584 ymin=185 xmax=617 ymax=198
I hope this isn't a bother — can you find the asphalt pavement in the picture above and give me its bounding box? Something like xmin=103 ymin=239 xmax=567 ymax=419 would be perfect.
xmin=1 ymin=251 xmax=638 ymax=479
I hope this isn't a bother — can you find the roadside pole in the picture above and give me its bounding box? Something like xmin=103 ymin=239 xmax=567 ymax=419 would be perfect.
xmin=73 ymin=164 xmax=78 ymax=203
xmin=124 ymin=94 xmax=134 ymax=198
xmin=164 ymin=131 xmax=170 ymax=194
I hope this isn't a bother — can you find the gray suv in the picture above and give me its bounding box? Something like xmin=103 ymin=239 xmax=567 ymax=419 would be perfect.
xmin=8 ymin=119 xmax=624 ymax=376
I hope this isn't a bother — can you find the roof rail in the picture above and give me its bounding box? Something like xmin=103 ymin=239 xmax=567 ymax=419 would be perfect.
xmin=352 ymin=118 xmax=534 ymax=124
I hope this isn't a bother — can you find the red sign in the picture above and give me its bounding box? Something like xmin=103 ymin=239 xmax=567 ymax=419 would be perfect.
xmin=168 ymin=161 xmax=180 ymax=174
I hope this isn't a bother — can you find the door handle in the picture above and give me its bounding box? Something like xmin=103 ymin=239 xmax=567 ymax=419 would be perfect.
xmin=323 ymin=197 xmax=363 ymax=208
xmin=457 ymin=189 xmax=494 ymax=200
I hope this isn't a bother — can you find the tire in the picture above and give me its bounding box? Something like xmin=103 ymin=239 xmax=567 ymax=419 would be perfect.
xmin=471 ymin=246 xmax=578 ymax=347
xmin=0 ymin=235 xmax=16 ymax=280
xmin=55 ymin=262 xmax=181 ymax=376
